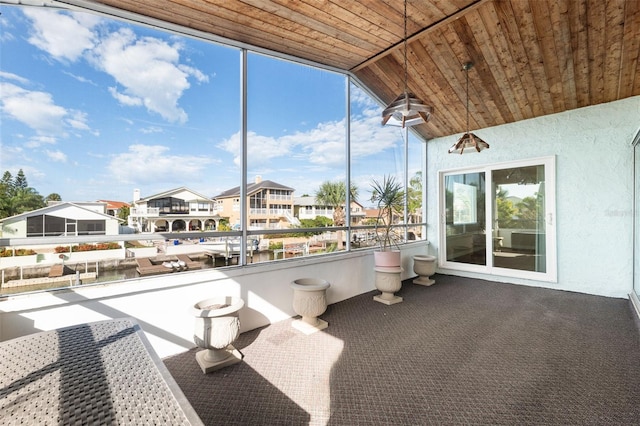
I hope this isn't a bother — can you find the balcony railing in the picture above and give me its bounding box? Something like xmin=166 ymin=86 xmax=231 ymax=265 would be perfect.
xmin=269 ymin=208 xmax=290 ymax=215
xmin=130 ymin=207 xmax=160 ymax=216
xmin=268 ymin=194 xmax=291 ymax=200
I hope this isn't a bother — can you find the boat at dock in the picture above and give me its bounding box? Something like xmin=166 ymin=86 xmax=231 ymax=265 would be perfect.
xmin=136 ymin=255 xmax=199 ymax=276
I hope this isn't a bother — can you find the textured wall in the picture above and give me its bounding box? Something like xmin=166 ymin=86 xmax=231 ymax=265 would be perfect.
xmin=426 ymin=96 xmax=640 ymax=298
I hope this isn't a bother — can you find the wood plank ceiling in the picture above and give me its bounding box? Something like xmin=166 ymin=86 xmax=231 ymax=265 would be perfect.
xmin=74 ymin=0 xmax=640 ymax=141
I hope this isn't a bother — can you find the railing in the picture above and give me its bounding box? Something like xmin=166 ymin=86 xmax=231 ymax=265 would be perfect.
xmin=0 ymin=223 xmax=428 ymax=296
xmin=268 ymin=194 xmax=291 ymax=200
xmin=269 ymin=208 xmax=289 ymax=215
xmin=130 ymin=207 xmax=160 ymax=216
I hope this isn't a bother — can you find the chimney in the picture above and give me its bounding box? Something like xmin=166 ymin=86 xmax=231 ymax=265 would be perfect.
xmin=255 ymin=175 xmax=262 ymax=184
xmin=133 ymin=189 xmax=140 ymax=203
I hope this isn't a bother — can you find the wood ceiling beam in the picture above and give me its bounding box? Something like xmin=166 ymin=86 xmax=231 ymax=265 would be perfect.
xmin=350 ymin=0 xmax=490 ymax=73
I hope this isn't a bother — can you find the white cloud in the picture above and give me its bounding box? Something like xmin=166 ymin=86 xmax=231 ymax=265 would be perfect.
xmin=0 ymin=145 xmax=24 ymax=168
xmin=0 ymin=79 xmax=97 ymax=143
xmin=178 ymin=64 xmax=209 ymax=83
xmin=108 ymin=87 xmax=142 ymax=106
xmin=279 ymin=120 xmax=346 ymax=166
xmin=218 ymin=112 xmax=400 ymax=169
xmin=22 ymin=9 xmax=207 ymax=125
xmin=140 ymin=126 xmax=164 ymax=134
xmin=45 ymin=150 xmax=68 ymax=162
xmin=65 ymin=110 xmax=91 ymax=131
xmin=219 ymin=131 xmax=295 ymax=168
xmin=107 ymin=144 xmax=215 ymax=185
xmin=0 ymin=71 xmax=29 ymax=85
xmin=0 ymin=14 xmax=15 ymax=42
xmin=90 ymin=28 xmax=195 ymax=123
xmin=23 ymin=8 xmax=99 ymax=62
xmin=0 ymin=82 xmax=67 ymax=134
xmin=349 ymin=113 xmax=401 ymax=158
xmin=62 ymin=71 xmax=97 ymax=86
xmin=25 ymin=135 xmax=57 ymax=149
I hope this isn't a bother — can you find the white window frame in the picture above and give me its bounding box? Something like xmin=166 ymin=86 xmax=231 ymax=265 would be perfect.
xmin=438 ymin=156 xmax=557 ymax=282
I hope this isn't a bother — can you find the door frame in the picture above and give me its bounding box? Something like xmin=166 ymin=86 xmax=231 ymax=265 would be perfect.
xmin=438 ymin=156 xmax=557 ymax=282
xmin=631 ymin=130 xmax=640 ymax=318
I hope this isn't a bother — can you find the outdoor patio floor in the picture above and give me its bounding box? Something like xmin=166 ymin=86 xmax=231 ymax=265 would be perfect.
xmin=164 ymin=274 xmax=640 ymax=425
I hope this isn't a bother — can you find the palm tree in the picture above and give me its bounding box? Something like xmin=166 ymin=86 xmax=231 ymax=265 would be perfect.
xmin=45 ymin=193 xmax=62 ymax=202
xmin=407 ymin=171 xmax=422 ymax=224
xmin=315 ymin=180 xmax=358 ymax=249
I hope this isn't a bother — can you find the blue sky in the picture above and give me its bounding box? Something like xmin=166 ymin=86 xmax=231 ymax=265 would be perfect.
xmin=0 ymin=5 xmax=421 ymax=205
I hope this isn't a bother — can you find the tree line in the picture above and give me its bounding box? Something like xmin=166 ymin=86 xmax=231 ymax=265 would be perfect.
xmin=0 ymin=169 xmax=61 ymax=220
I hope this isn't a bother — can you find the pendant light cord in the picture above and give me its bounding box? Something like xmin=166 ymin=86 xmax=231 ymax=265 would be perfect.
xmin=463 ymin=61 xmax=473 ymax=134
xmin=466 ymin=64 xmax=469 ymax=134
xmin=403 ymin=0 xmax=408 ymax=93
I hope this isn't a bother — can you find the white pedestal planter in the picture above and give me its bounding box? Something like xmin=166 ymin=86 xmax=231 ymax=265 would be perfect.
xmin=373 ymin=266 xmax=403 ymax=305
xmin=412 ymin=255 xmax=437 ymax=286
xmin=290 ymin=278 xmax=330 ymax=334
xmin=191 ymin=296 xmax=244 ymax=374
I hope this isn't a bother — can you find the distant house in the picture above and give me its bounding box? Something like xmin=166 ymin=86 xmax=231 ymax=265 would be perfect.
xmin=96 ymin=200 xmax=130 ymax=217
xmin=364 ymin=208 xmax=380 ymax=225
xmin=128 ymin=187 xmax=222 ymax=233
xmin=295 ymin=196 xmax=366 ymax=225
xmin=0 ymin=202 xmax=122 ymax=238
xmin=214 ymin=176 xmax=295 ymax=230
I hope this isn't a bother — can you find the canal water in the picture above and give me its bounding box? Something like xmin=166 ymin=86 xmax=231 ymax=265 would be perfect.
xmin=94 ymin=250 xmax=275 ymax=283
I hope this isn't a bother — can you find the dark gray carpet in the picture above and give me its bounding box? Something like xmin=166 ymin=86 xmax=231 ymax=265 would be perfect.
xmin=163 ymin=275 xmax=640 ymax=425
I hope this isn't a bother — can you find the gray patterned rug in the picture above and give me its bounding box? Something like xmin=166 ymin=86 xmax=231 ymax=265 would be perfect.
xmin=164 ymin=275 xmax=640 ymax=425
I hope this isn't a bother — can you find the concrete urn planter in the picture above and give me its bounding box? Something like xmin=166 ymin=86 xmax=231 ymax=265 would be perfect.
xmin=290 ymin=278 xmax=330 ymax=334
xmin=191 ymin=296 xmax=244 ymax=374
xmin=413 ymin=255 xmax=437 ymax=286
xmin=374 ymin=266 xmax=403 ymax=305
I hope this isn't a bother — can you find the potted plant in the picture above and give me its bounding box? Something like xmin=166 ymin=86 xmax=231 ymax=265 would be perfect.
xmin=370 ymin=175 xmax=404 ymax=267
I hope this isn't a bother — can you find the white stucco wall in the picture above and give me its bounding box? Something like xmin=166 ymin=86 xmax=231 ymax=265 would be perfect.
xmin=426 ymin=96 xmax=640 ymax=298
xmin=0 ymin=243 xmax=426 ymax=358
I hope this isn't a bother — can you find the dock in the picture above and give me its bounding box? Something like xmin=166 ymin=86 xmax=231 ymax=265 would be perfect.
xmin=48 ymin=264 xmax=76 ymax=278
xmin=135 ymin=257 xmax=174 ymax=276
xmin=136 ymin=255 xmax=205 ymax=276
xmin=175 ymin=254 xmax=202 ymax=270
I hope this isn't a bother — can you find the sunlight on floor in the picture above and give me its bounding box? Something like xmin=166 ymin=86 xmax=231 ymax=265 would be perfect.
xmin=245 ymin=327 xmax=344 ymax=425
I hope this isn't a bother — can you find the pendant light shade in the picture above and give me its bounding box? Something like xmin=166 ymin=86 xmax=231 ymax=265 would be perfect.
xmin=381 ymin=92 xmax=432 ymax=127
xmin=381 ymin=0 xmax=432 ymax=128
xmin=448 ymin=62 xmax=490 ymax=154
xmin=448 ymin=131 xmax=490 ymax=154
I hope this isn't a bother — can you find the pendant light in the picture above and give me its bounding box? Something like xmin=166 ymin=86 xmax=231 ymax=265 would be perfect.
xmin=448 ymin=62 xmax=490 ymax=154
xmin=381 ymin=0 xmax=432 ymax=128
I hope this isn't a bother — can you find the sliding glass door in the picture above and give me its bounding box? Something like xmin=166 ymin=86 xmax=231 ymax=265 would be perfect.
xmin=444 ymin=171 xmax=486 ymax=265
xmin=440 ymin=157 xmax=556 ymax=281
